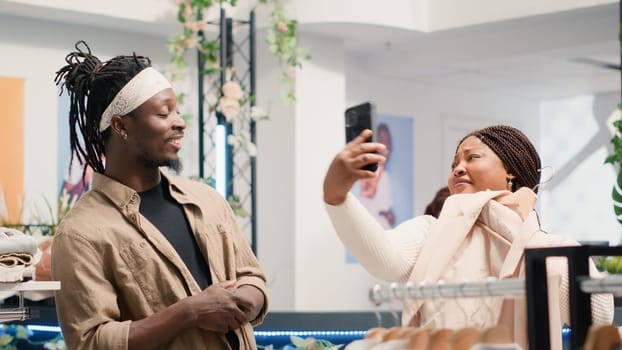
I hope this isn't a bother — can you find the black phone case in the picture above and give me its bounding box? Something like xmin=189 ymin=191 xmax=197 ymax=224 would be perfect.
xmin=345 ymin=102 xmax=378 ymax=172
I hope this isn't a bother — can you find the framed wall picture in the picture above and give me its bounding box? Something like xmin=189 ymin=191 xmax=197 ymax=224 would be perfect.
xmin=347 ymin=114 xmax=414 ymax=263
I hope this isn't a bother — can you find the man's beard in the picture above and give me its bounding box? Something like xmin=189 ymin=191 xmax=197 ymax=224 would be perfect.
xmin=140 ymin=155 xmax=183 ymax=174
xmin=164 ymin=158 xmax=183 ymax=174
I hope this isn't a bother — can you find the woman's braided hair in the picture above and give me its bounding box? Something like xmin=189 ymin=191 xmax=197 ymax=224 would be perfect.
xmin=54 ymin=40 xmax=151 ymax=174
xmin=459 ymin=125 xmax=542 ymax=193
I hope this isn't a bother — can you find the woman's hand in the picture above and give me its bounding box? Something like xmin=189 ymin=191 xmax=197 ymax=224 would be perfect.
xmin=323 ymin=129 xmax=386 ymax=205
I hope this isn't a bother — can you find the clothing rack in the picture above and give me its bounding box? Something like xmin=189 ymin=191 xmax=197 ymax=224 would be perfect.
xmin=368 ymin=245 xmax=622 ymax=350
xmin=369 ymin=278 xmax=526 ymax=306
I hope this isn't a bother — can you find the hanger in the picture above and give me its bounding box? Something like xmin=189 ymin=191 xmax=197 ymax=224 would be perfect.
xmin=477 ymin=278 xmax=513 ymax=345
xmin=367 ymin=284 xmax=413 ymax=350
xmin=423 ymin=281 xmax=454 ymax=350
xmin=353 ymin=285 xmax=387 ymax=350
xmin=369 ymin=284 xmax=384 ymax=328
xmin=365 ymin=327 xmax=387 ymax=341
xmin=408 ymin=327 xmax=431 ymax=350
xmin=452 ymin=328 xmax=480 ymax=350
xmin=450 ymin=282 xmax=480 ymax=350
xmin=404 ymin=282 xmax=432 ymax=349
xmin=531 ymin=165 xmax=554 ymax=193
xmin=367 ymin=326 xmax=411 ymax=350
xmin=425 ymin=328 xmax=453 ymax=350
xmin=381 ymin=327 xmax=405 ymax=342
xmin=388 ymin=282 xmax=402 ymax=327
xmin=583 ymin=323 xmax=621 ymax=350
xmin=477 ymin=326 xmax=513 ymax=346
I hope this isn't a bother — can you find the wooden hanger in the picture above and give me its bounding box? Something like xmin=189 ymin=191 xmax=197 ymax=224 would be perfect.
xmin=477 ymin=324 xmax=513 ymax=345
xmin=395 ymin=327 xmax=418 ymax=340
xmin=368 ymin=326 xmax=412 ymax=350
xmin=425 ymin=328 xmax=454 ymax=350
xmin=408 ymin=327 xmax=431 ymax=350
xmin=450 ymin=327 xmax=480 ymax=350
xmin=365 ymin=327 xmax=388 ymax=340
xmin=583 ymin=324 xmax=621 ymax=350
xmin=381 ymin=326 xmax=404 ymax=342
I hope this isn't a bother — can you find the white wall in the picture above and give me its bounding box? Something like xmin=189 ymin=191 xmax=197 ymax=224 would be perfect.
xmin=426 ymin=0 xmax=616 ymax=31
xmin=291 ymin=0 xmax=422 ymax=30
xmin=292 ymin=33 xmax=353 ymax=310
xmin=539 ymin=91 xmax=621 ymax=245
xmin=0 ymin=0 xmax=177 ymax=27
xmin=0 ymin=13 xmax=173 ymax=220
xmin=255 ymin=29 xmax=297 ymax=311
xmin=287 ymin=0 xmax=617 ymax=33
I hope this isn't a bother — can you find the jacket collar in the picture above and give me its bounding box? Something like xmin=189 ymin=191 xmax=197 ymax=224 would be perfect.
xmin=90 ymin=171 xmax=191 ymax=210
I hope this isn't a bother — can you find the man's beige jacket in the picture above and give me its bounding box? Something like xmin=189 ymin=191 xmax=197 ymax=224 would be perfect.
xmin=52 ymin=172 xmax=268 ymax=350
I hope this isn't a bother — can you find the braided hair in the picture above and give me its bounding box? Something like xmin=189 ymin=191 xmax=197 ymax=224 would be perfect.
xmin=459 ymin=125 xmax=542 ymax=193
xmin=54 ymin=40 xmax=151 ymax=174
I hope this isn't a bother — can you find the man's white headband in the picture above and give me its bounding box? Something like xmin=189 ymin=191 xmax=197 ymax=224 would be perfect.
xmin=98 ymin=67 xmax=172 ymax=132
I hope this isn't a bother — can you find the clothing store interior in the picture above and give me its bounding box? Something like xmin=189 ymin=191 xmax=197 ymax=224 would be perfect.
xmin=1 ymin=0 xmax=622 ymax=349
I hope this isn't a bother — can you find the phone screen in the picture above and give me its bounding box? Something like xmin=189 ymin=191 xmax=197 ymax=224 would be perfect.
xmin=345 ymin=102 xmax=378 ymax=172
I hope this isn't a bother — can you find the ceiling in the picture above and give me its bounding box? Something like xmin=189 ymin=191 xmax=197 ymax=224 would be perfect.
xmin=300 ymin=2 xmax=621 ymax=99
xmin=1 ymin=1 xmax=618 ymax=100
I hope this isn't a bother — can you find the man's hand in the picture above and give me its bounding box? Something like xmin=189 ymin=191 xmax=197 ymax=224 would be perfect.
xmin=187 ymin=281 xmax=247 ymax=333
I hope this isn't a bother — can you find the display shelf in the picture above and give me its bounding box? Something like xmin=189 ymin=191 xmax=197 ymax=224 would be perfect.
xmin=0 ymin=281 xmax=60 ymax=293
xmin=0 ymin=281 xmax=60 ymax=323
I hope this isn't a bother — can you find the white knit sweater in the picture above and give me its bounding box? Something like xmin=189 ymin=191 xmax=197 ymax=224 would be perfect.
xmin=325 ymin=192 xmax=613 ymax=332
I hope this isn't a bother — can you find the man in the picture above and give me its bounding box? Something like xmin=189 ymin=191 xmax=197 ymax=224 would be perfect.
xmin=52 ymin=41 xmax=268 ymax=349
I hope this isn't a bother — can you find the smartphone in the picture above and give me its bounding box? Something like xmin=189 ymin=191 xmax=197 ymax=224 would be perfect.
xmin=345 ymin=102 xmax=378 ymax=172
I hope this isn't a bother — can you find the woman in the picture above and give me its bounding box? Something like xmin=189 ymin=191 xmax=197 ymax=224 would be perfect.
xmin=323 ymin=125 xmax=613 ymax=349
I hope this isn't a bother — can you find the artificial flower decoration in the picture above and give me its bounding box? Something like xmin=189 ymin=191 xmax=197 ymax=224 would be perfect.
xmin=222 ymin=80 xmax=244 ymax=100
xmin=251 ymin=106 xmax=270 ymax=121
xmin=167 ymin=0 xmax=311 ymax=157
xmin=217 ymin=95 xmax=241 ymax=121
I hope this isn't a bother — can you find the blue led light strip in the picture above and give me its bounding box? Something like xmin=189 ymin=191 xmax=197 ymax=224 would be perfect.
xmin=26 ymin=325 xmax=62 ymax=332
xmin=21 ymin=326 xmax=368 ymax=338
xmin=19 ymin=326 xmax=573 ymax=338
xmin=254 ymin=330 xmax=367 ymax=337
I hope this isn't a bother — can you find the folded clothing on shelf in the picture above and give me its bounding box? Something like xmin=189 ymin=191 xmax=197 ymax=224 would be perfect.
xmin=0 ymin=227 xmax=41 ymax=283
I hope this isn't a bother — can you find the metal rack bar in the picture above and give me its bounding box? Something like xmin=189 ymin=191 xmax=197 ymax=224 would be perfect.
xmin=0 ymin=281 xmax=60 ymax=323
xmin=0 ymin=308 xmax=28 ymax=323
xmin=369 ymin=278 xmax=525 ymax=305
xmin=580 ymin=274 xmax=622 ymax=294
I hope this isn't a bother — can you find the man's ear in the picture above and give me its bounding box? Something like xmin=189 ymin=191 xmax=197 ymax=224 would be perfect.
xmin=109 ymin=115 xmax=126 ymax=137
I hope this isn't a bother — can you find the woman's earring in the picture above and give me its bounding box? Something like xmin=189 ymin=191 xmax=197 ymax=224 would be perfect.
xmin=121 ymin=132 xmax=128 ymax=140
xmin=507 ymin=178 xmax=513 ymax=190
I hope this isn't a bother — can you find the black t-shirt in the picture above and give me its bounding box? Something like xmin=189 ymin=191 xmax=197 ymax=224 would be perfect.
xmin=139 ymin=178 xmax=239 ymax=350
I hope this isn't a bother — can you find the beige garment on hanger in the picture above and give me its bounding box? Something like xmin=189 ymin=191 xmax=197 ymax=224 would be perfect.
xmin=400 ymin=188 xmax=584 ymax=350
